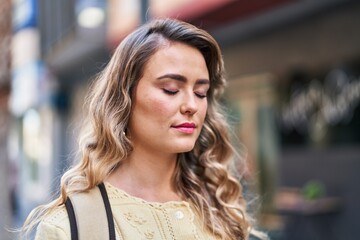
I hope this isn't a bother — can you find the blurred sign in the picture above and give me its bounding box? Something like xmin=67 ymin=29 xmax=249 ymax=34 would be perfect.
xmin=12 ymin=0 xmax=37 ymax=32
xmin=282 ymin=69 xmax=360 ymax=141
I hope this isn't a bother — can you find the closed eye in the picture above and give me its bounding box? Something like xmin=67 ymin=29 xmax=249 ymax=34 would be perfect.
xmin=195 ymin=92 xmax=207 ymax=99
xmin=163 ymin=89 xmax=178 ymax=95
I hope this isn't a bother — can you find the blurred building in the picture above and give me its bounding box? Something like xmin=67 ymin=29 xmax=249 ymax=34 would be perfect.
xmin=8 ymin=0 xmax=360 ymax=239
xmin=0 ymin=1 xmax=12 ymax=239
xmin=10 ymin=0 xmax=54 ymax=227
xmin=9 ymin=0 xmax=109 ymax=227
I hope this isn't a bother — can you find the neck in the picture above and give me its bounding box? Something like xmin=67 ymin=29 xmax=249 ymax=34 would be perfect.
xmin=107 ymin=149 xmax=181 ymax=202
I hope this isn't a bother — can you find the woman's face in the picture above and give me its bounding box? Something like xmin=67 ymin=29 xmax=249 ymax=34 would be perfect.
xmin=128 ymin=41 xmax=210 ymax=155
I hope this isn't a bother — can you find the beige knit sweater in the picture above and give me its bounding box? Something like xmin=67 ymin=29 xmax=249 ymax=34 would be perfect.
xmin=35 ymin=182 xmax=218 ymax=240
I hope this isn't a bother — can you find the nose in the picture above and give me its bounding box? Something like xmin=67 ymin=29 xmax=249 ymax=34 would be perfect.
xmin=180 ymin=93 xmax=198 ymax=115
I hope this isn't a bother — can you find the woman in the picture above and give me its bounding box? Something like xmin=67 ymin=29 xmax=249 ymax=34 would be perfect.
xmin=24 ymin=18 xmax=265 ymax=240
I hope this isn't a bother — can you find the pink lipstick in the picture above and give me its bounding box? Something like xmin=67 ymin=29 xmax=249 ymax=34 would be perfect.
xmin=172 ymin=122 xmax=196 ymax=133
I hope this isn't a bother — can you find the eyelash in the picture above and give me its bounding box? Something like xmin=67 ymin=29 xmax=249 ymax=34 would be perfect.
xmin=195 ymin=93 xmax=207 ymax=99
xmin=162 ymin=89 xmax=207 ymax=98
xmin=163 ymin=89 xmax=178 ymax=95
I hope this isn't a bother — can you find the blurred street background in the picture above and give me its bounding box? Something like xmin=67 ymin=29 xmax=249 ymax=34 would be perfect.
xmin=1 ymin=0 xmax=360 ymax=239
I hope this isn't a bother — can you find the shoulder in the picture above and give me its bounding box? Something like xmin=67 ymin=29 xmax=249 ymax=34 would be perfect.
xmin=35 ymin=205 xmax=71 ymax=240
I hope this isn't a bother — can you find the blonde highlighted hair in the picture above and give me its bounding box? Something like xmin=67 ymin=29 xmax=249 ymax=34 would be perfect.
xmin=23 ymin=18 xmax=265 ymax=239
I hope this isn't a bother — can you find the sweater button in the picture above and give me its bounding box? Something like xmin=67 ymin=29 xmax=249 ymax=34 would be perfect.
xmin=175 ymin=210 xmax=184 ymax=219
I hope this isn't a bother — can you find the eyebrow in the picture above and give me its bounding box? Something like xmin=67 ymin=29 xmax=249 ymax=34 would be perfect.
xmin=157 ymin=73 xmax=210 ymax=85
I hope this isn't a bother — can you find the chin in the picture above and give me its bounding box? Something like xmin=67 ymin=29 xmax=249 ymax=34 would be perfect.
xmin=175 ymin=144 xmax=196 ymax=153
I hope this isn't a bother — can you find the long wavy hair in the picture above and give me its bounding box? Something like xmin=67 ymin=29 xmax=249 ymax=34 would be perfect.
xmin=23 ymin=18 xmax=264 ymax=240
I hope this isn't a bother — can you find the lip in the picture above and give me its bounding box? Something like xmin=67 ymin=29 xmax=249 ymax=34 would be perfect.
xmin=172 ymin=122 xmax=196 ymax=133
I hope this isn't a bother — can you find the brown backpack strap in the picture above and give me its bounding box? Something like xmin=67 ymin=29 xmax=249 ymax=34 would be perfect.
xmin=66 ymin=183 xmax=115 ymax=240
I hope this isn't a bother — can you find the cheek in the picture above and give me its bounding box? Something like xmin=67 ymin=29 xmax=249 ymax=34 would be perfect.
xmin=199 ymin=102 xmax=208 ymax=122
xmin=141 ymin=97 xmax=175 ymax=119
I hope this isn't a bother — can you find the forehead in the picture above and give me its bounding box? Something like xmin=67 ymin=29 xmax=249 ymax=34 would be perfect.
xmin=144 ymin=42 xmax=209 ymax=75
